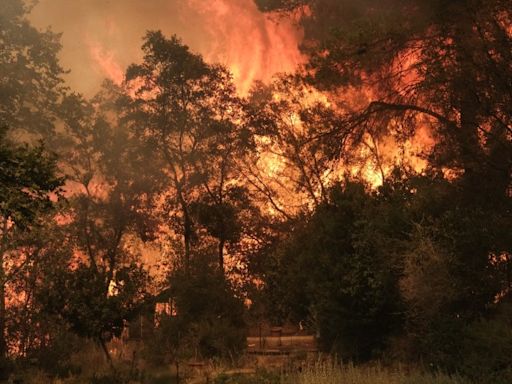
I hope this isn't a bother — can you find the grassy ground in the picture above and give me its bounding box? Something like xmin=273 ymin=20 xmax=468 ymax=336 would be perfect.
xmin=213 ymin=362 xmax=467 ymax=384
xmin=282 ymin=361 xmax=467 ymax=384
xmin=12 ymin=362 xmax=470 ymax=384
xmin=9 ymin=345 xmax=469 ymax=384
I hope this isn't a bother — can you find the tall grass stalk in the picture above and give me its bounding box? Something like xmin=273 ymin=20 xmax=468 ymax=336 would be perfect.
xmin=284 ymin=360 xmax=468 ymax=384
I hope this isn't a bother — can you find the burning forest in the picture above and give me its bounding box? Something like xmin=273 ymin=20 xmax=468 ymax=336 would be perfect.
xmin=0 ymin=0 xmax=511 ymax=382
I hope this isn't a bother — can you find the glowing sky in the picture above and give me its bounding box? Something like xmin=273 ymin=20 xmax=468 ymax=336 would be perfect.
xmin=29 ymin=0 xmax=304 ymax=96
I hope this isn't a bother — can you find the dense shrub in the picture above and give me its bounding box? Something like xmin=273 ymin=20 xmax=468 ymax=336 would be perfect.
xmin=458 ymin=305 xmax=512 ymax=383
xmin=144 ymin=254 xmax=246 ymax=366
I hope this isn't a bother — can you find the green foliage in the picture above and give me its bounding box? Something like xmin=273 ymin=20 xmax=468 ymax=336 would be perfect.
xmin=147 ymin=374 xmax=178 ymax=384
xmin=0 ymin=127 xmax=63 ymax=229
xmin=16 ymin=316 xmax=82 ymax=378
xmin=89 ymin=372 xmax=128 ymax=384
xmin=0 ymin=356 xmax=14 ymax=380
xmin=165 ymin=256 xmax=247 ymax=359
xmin=0 ymin=0 xmax=65 ymax=139
xmin=458 ymin=305 xmax=512 ymax=384
xmin=406 ymin=303 xmax=512 ymax=384
xmin=33 ymin=87 xmax=159 ymax=357
xmin=396 ymin=175 xmax=511 ymax=378
xmin=147 ymin=254 xmax=246 ymax=366
xmin=126 ymin=31 xmax=253 ymax=268
xmin=191 ymin=186 xmax=250 ymax=245
xmin=0 ymin=2 xmax=65 ymax=363
xmin=1 ymin=0 xmax=511 ymax=380
xmin=0 ymin=127 xmax=64 ymax=360
xmin=38 ymin=263 xmax=150 ymax=343
xmin=259 ymin=181 xmax=406 ymax=360
xmin=256 ymin=167 xmax=511 ymax=376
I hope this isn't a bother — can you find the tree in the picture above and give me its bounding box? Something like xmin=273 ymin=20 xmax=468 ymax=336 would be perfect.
xmin=0 ymin=126 xmax=63 ymax=361
xmin=3 ymin=223 xmax=79 ymax=376
xmin=257 ymin=0 xmax=512 ymax=193
xmin=38 ymin=88 xmax=157 ymax=364
xmin=246 ymin=77 xmax=337 ymax=212
xmin=126 ymin=31 xmax=253 ymax=271
xmin=257 ymin=181 xmax=406 ymax=360
xmin=161 ymin=254 xmax=246 ymax=358
xmin=39 ymin=258 xmax=149 ymax=365
xmin=396 ymin=173 xmax=511 ymax=370
xmin=0 ymin=0 xmax=65 ymax=141
xmin=256 ymin=2 xmax=512 ymax=368
xmin=0 ymin=1 xmax=67 ymax=370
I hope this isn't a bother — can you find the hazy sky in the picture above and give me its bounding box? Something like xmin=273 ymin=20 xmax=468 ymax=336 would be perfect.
xmin=29 ymin=0 xmax=304 ymax=96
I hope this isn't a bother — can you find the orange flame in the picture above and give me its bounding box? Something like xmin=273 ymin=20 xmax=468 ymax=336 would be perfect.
xmin=82 ymin=1 xmax=304 ymax=94
xmin=187 ymin=0 xmax=305 ymax=94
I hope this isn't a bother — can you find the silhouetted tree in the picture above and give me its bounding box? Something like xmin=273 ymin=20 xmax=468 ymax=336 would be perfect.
xmin=126 ymin=31 xmax=253 ymax=272
xmin=0 ymin=0 xmax=65 ymax=141
xmin=0 ymin=126 xmax=63 ymax=361
xmin=38 ymin=88 xmax=157 ymax=363
xmin=258 ymin=0 xmax=512 ymax=191
xmin=257 ymin=180 xmax=407 ymax=360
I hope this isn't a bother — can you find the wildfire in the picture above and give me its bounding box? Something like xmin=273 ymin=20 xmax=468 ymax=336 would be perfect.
xmin=187 ymin=0 xmax=305 ymax=94
xmin=79 ymin=0 xmax=305 ymax=95
xmin=30 ymin=0 xmax=435 ymax=196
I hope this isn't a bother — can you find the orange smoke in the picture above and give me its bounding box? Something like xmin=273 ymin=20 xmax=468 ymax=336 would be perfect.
xmin=86 ymin=37 xmax=125 ymax=86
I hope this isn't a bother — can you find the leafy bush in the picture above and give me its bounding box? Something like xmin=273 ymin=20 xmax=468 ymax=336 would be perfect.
xmin=457 ymin=305 xmax=512 ymax=384
xmin=25 ymin=328 xmax=82 ymax=378
xmin=0 ymin=357 xmax=14 ymax=380
xmin=164 ymin=255 xmax=246 ymax=359
xmin=259 ymin=182 xmax=406 ymax=360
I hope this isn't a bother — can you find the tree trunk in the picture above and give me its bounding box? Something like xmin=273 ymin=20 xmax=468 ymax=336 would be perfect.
xmin=506 ymin=253 xmax=512 ymax=298
xmin=453 ymin=9 xmax=482 ymax=181
xmin=0 ymin=249 xmax=6 ymax=360
xmin=99 ymin=337 xmax=114 ymax=371
xmin=183 ymin=209 xmax=192 ymax=269
xmin=0 ymin=281 xmax=6 ymax=360
xmin=176 ymin=187 xmax=192 ymax=269
xmin=218 ymin=238 xmax=225 ymax=273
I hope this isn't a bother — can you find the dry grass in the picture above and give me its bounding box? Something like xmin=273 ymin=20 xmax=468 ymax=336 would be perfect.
xmin=284 ymin=361 xmax=468 ymax=384
xmin=16 ymin=349 xmax=470 ymax=384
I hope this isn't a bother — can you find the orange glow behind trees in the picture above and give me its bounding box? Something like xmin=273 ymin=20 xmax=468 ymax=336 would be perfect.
xmin=2 ymin=1 xmax=511 ymax=377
